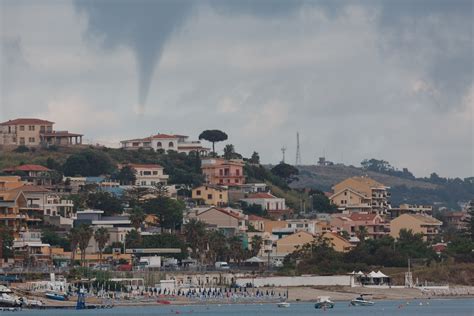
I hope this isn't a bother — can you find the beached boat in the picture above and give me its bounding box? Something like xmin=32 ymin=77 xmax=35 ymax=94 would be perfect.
xmin=350 ymin=295 xmax=374 ymax=306
xmin=314 ymin=296 xmax=334 ymax=309
xmin=277 ymin=301 xmax=290 ymax=308
xmin=0 ymin=293 xmax=22 ymax=307
xmin=45 ymin=292 xmax=68 ymax=301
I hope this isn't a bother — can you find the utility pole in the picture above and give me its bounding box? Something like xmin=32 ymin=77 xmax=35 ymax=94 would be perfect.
xmin=281 ymin=146 xmax=287 ymax=163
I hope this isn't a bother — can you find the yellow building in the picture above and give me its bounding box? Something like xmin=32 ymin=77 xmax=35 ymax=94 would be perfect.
xmin=275 ymin=231 xmax=314 ymax=256
xmin=330 ymin=176 xmax=390 ymax=214
xmin=192 ymin=185 xmax=228 ymax=207
xmin=390 ymin=214 xmax=442 ymax=242
xmin=321 ymin=232 xmax=354 ymax=252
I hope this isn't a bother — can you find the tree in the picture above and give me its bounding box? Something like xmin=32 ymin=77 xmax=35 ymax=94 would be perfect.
xmin=249 ymin=151 xmax=260 ymax=164
xmin=129 ymin=207 xmax=146 ymax=230
xmin=309 ymin=190 xmax=338 ymax=213
xmin=223 ymin=144 xmax=235 ymax=160
xmin=206 ymin=230 xmax=228 ymax=264
xmin=461 ymin=200 xmax=473 ymax=241
xmin=113 ymin=165 xmax=136 ymax=185
xmin=125 ymin=229 xmax=142 ymax=249
xmin=183 ymin=219 xmax=207 ymax=261
xmin=86 ymin=191 xmax=123 ymax=216
xmin=123 ymin=187 xmax=153 ymax=208
xmin=94 ymin=227 xmax=110 ymax=264
xmin=356 ymin=226 xmax=368 ymax=242
xmin=68 ymin=227 xmax=81 ymax=266
xmin=198 ymin=130 xmax=228 ymax=155
xmin=142 ymin=197 xmax=184 ymax=231
xmin=41 ymin=228 xmax=69 ymax=251
xmin=0 ymin=227 xmax=14 ymax=261
xmin=271 ymin=162 xmax=299 ymax=183
xmin=250 ymin=235 xmax=263 ymax=257
xmin=77 ymin=225 xmax=93 ymax=266
xmin=63 ymin=149 xmax=115 ymax=176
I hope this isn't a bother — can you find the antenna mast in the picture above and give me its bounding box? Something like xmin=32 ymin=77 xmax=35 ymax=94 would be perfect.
xmin=281 ymin=146 xmax=287 ymax=163
xmin=295 ymin=132 xmax=301 ymax=166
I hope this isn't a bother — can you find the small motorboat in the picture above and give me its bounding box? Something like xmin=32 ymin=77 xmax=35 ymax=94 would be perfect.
xmin=0 ymin=293 xmax=22 ymax=307
xmin=277 ymin=301 xmax=290 ymax=308
xmin=350 ymin=295 xmax=374 ymax=306
xmin=45 ymin=292 xmax=68 ymax=301
xmin=314 ymin=296 xmax=334 ymax=309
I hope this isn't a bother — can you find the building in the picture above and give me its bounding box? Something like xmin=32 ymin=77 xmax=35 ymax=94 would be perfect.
xmin=201 ymin=158 xmax=245 ymax=186
xmin=13 ymin=231 xmax=52 ymax=268
xmin=119 ymin=163 xmax=169 ymax=186
xmin=390 ymin=214 xmax=442 ymax=242
xmin=191 ymin=185 xmax=228 ymax=207
xmin=187 ymin=207 xmax=248 ymax=235
xmin=274 ymin=231 xmax=314 ymax=257
xmin=248 ymin=215 xmax=266 ymax=232
xmin=330 ymin=176 xmax=390 ymax=214
xmin=321 ymin=232 xmax=354 ymax=252
xmin=120 ymin=133 xmax=209 ymax=155
xmin=331 ymin=213 xmax=389 ymax=240
xmin=0 ymin=118 xmax=83 ymax=147
xmin=240 ymin=192 xmax=290 ymax=219
xmin=3 ymin=164 xmax=54 ymax=186
xmin=444 ymin=211 xmax=470 ymax=230
xmin=389 ymin=204 xmax=433 ymax=219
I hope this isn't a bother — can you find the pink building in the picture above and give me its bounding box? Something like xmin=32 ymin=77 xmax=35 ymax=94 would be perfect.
xmin=331 ymin=213 xmax=389 ymax=240
xmin=201 ymin=158 xmax=245 ymax=186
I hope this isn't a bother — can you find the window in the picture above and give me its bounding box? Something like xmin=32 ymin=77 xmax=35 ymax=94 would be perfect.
xmin=168 ymin=142 xmax=174 ymax=147
xmin=207 ymin=194 xmax=212 ymax=200
xmin=219 ymin=169 xmax=223 ymax=176
xmin=219 ymin=179 xmax=223 ymax=184
xmin=132 ymin=142 xmax=140 ymax=147
xmin=40 ymin=126 xmax=45 ymax=132
xmin=344 ymin=191 xmax=347 ymax=196
xmin=236 ymin=169 xmax=240 ymax=176
xmin=157 ymin=142 xmax=162 ymax=147
xmin=153 ymin=171 xmax=158 ymax=175
xmin=151 ymin=181 xmax=156 ymax=185
xmin=29 ymin=137 xmax=35 ymax=143
xmin=219 ymin=194 xmax=222 ymax=199
xmin=29 ymin=125 xmax=35 ymax=131
xmin=196 ymin=190 xmax=201 ymax=196
xmin=235 ymin=179 xmax=239 ymax=183
xmin=141 ymin=181 xmax=146 ymax=185
xmin=143 ymin=171 xmax=151 ymax=175
xmin=19 ymin=125 xmax=25 ymax=131
xmin=19 ymin=137 xmax=25 ymax=145
xmin=227 ymin=179 xmax=230 ymax=183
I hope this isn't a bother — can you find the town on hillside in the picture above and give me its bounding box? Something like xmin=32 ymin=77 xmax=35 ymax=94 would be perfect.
xmin=0 ymin=117 xmax=473 ymax=307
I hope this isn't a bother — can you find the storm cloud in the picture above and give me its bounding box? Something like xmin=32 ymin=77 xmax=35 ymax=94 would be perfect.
xmin=1 ymin=0 xmax=472 ymax=177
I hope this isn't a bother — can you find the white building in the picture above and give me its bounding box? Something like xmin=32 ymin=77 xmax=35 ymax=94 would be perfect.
xmin=120 ymin=163 xmax=169 ymax=186
xmin=21 ymin=185 xmax=74 ymax=221
xmin=240 ymin=192 xmax=286 ymax=212
xmin=120 ymin=133 xmax=210 ymax=156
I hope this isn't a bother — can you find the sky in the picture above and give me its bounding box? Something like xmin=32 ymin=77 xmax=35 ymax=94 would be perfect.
xmin=0 ymin=0 xmax=472 ymax=178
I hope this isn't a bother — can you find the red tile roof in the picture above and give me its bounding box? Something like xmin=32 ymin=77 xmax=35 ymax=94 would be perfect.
xmin=151 ymin=134 xmax=182 ymax=139
xmin=41 ymin=131 xmax=83 ymax=137
xmin=3 ymin=164 xmax=51 ymax=172
xmin=246 ymin=192 xmax=277 ymax=199
xmin=349 ymin=213 xmax=378 ymax=222
xmin=0 ymin=118 xmax=54 ymax=126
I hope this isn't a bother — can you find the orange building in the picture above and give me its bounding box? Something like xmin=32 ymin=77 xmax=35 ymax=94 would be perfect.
xmin=201 ymin=158 xmax=245 ymax=186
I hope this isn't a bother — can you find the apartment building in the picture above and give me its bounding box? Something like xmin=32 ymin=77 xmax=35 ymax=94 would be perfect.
xmin=201 ymin=158 xmax=245 ymax=186
xmin=330 ymin=176 xmax=390 ymax=214
xmin=3 ymin=164 xmax=54 ymax=186
xmin=389 ymin=204 xmax=433 ymax=219
xmin=186 ymin=207 xmax=248 ymax=235
xmin=120 ymin=133 xmax=210 ymax=155
xmin=240 ymin=192 xmax=291 ymax=219
xmin=331 ymin=213 xmax=389 ymax=240
xmin=191 ymin=185 xmax=228 ymax=207
xmin=390 ymin=214 xmax=442 ymax=242
xmin=0 ymin=118 xmax=83 ymax=146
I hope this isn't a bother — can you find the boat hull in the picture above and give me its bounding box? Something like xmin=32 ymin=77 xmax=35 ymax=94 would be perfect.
xmin=45 ymin=293 xmax=68 ymax=301
xmin=314 ymin=302 xmax=334 ymax=309
xmin=350 ymin=300 xmax=374 ymax=306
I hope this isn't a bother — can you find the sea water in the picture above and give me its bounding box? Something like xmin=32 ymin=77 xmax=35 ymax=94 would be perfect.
xmin=8 ymin=299 xmax=474 ymax=316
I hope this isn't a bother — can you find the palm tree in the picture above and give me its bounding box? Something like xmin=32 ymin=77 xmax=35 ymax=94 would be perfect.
xmin=129 ymin=207 xmax=146 ymax=230
xmin=357 ymin=226 xmax=369 ymax=242
xmin=250 ymin=235 xmax=263 ymax=257
xmin=228 ymin=235 xmax=244 ymax=265
xmin=68 ymin=227 xmax=81 ymax=266
xmin=94 ymin=227 xmax=110 ymax=264
xmin=183 ymin=219 xmax=207 ymax=262
xmin=206 ymin=230 xmax=227 ymax=264
xmin=78 ymin=224 xmax=93 ymax=267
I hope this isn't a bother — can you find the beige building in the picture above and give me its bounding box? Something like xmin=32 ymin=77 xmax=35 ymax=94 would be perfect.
xmin=192 ymin=185 xmax=228 ymax=207
xmin=120 ymin=133 xmax=210 ymax=155
xmin=201 ymin=158 xmax=245 ymax=186
xmin=321 ymin=232 xmax=354 ymax=252
xmin=330 ymin=176 xmax=390 ymax=214
xmin=0 ymin=118 xmax=82 ymax=147
xmin=390 ymin=214 xmax=442 ymax=242
xmin=188 ymin=207 xmax=248 ymax=234
xmin=274 ymin=231 xmax=314 ymax=256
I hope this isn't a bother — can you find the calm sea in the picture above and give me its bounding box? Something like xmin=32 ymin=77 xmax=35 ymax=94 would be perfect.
xmin=8 ymin=299 xmax=474 ymax=316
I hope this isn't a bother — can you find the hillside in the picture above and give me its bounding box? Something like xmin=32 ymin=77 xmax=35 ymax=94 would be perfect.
xmin=291 ymin=164 xmax=473 ymax=209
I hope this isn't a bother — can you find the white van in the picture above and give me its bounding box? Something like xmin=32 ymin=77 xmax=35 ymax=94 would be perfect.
xmin=215 ymin=261 xmax=230 ymax=270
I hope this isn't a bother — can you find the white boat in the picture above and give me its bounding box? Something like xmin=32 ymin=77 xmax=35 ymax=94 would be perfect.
xmin=350 ymin=295 xmax=375 ymax=306
xmin=314 ymin=296 xmax=334 ymax=309
xmin=277 ymin=301 xmax=290 ymax=308
xmin=0 ymin=293 xmax=21 ymax=307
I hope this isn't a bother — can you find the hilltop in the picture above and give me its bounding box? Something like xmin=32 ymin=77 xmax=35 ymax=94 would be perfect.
xmin=291 ymin=164 xmax=473 ymax=209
